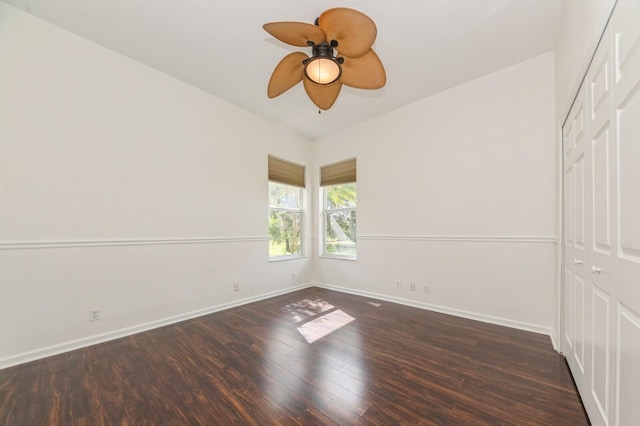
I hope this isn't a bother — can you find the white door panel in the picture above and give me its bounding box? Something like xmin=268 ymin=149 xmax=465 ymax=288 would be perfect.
xmin=574 ymin=98 xmax=586 ymax=152
xmin=564 ymin=121 xmax=573 ymax=160
xmin=574 ymin=155 xmax=586 ymax=249
xmin=616 ymin=89 xmax=640 ymax=261
xmin=565 ymin=266 xmax=575 ymax=350
xmin=565 ymin=167 xmax=575 ymax=246
xmin=574 ymin=274 xmax=587 ymax=374
xmin=612 ymin=1 xmax=640 ymax=424
xmin=592 ymin=286 xmax=611 ymax=422
xmin=616 ymin=306 xmax=640 ymax=426
xmin=592 ymin=128 xmax=611 ymax=256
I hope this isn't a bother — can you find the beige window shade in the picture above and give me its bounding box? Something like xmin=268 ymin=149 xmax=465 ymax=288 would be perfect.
xmin=320 ymin=158 xmax=357 ymax=186
xmin=268 ymin=156 xmax=305 ymax=188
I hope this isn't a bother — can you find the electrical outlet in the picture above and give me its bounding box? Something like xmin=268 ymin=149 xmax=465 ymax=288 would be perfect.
xmin=89 ymin=308 xmax=100 ymax=321
xmin=396 ymin=280 xmax=401 ymax=289
xmin=410 ymin=281 xmax=416 ymax=291
xmin=233 ymin=282 xmax=240 ymax=291
xmin=423 ymin=284 xmax=429 ymax=294
xmin=292 ymin=272 xmax=296 ymax=280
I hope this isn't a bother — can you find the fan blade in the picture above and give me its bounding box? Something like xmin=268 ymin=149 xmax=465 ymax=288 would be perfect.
xmin=318 ymin=8 xmax=376 ymax=58
xmin=303 ymin=77 xmax=342 ymax=110
xmin=268 ymin=52 xmax=308 ymax=98
xmin=263 ymin=22 xmax=326 ymax=47
xmin=339 ymin=49 xmax=386 ymax=90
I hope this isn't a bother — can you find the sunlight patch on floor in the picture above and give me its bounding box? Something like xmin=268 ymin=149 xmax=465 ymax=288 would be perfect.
xmin=282 ymin=298 xmax=335 ymax=323
xmin=297 ymin=309 xmax=355 ymax=344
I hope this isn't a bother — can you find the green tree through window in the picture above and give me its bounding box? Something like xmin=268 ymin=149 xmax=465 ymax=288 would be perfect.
xmin=324 ymin=183 xmax=356 ymax=258
xmin=269 ymin=182 xmax=302 ymax=257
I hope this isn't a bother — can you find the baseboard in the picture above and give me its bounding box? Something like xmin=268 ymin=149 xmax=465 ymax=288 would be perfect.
xmin=549 ymin=329 xmax=559 ymax=351
xmin=313 ymin=282 xmax=556 ymax=343
xmin=0 ymin=283 xmax=313 ymax=370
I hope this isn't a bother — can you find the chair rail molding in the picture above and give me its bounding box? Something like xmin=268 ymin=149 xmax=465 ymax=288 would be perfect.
xmin=0 ymin=236 xmax=269 ymax=250
xmin=357 ymin=234 xmax=558 ymax=244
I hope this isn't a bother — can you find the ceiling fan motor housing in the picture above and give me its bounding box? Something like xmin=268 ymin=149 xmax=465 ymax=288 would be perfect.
xmin=303 ymin=41 xmax=343 ymax=85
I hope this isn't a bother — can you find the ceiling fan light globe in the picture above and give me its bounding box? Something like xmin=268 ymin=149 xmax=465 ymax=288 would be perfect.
xmin=304 ymin=57 xmax=341 ymax=85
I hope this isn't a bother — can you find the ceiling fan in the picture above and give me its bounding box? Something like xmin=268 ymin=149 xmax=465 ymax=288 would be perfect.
xmin=263 ymin=7 xmax=386 ymax=110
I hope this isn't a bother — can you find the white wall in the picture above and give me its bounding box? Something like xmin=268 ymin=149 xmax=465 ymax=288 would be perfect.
xmin=313 ymin=52 xmax=558 ymax=336
xmin=0 ymin=2 xmax=570 ymax=369
xmin=0 ymin=3 xmax=313 ymax=367
xmin=555 ymin=0 xmax=617 ymax=122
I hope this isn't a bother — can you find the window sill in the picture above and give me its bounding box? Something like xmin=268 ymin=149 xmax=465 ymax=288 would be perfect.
xmin=319 ymin=254 xmax=357 ymax=261
xmin=268 ymin=255 xmax=307 ymax=262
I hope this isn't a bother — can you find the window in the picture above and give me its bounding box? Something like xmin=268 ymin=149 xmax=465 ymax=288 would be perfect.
xmin=324 ymin=183 xmax=357 ymax=258
xmin=269 ymin=182 xmax=302 ymax=257
xmin=268 ymin=156 xmax=304 ymax=259
xmin=321 ymin=159 xmax=357 ymax=259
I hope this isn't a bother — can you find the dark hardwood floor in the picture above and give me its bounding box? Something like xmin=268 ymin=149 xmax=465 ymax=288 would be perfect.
xmin=0 ymin=287 xmax=589 ymax=425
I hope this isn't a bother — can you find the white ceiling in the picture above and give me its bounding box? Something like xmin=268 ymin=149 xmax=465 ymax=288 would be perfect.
xmin=2 ymin=0 xmax=564 ymax=140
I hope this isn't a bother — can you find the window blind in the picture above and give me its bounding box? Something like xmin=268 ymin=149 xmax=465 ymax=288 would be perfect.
xmin=268 ymin=155 xmax=305 ymax=188
xmin=320 ymin=158 xmax=356 ymax=186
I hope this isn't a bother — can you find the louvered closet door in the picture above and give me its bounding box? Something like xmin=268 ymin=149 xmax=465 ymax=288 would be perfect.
xmin=563 ymin=81 xmax=590 ymax=394
xmin=611 ymin=0 xmax=640 ymax=424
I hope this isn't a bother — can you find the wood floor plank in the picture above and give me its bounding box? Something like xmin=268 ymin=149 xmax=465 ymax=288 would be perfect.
xmin=0 ymin=287 xmax=589 ymax=425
